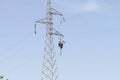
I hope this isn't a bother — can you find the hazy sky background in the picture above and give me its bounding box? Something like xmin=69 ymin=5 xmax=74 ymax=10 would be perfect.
xmin=0 ymin=0 xmax=120 ymax=80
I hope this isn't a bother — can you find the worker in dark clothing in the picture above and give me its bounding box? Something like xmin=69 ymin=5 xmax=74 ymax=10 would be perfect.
xmin=58 ymin=41 xmax=63 ymax=49
xmin=58 ymin=41 xmax=65 ymax=56
xmin=58 ymin=41 xmax=65 ymax=49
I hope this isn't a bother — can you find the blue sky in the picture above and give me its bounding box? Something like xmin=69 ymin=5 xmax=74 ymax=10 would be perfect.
xmin=0 ymin=0 xmax=120 ymax=80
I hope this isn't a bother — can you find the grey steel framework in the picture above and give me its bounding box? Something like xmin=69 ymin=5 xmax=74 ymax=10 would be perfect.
xmin=34 ymin=0 xmax=65 ymax=80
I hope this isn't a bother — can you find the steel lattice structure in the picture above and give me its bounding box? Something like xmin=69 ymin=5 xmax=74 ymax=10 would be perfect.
xmin=34 ymin=0 xmax=65 ymax=80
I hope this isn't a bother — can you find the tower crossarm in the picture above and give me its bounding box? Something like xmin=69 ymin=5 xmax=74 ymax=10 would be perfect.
xmin=49 ymin=28 xmax=64 ymax=37
xmin=50 ymin=8 xmax=63 ymax=16
xmin=35 ymin=18 xmax=48 ymax=24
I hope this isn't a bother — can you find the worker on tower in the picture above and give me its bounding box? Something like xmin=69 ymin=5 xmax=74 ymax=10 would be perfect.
xmin=58 ymin=40 xmax=65 ymax=56
xmin=58 ymin=41 xmax=65 ymax=49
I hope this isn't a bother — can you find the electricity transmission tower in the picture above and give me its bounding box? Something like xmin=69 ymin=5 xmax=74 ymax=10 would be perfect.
xmin=34 ymin=0 xmax=65 ymax=80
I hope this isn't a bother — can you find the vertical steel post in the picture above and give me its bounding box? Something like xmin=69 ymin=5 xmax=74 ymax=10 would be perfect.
xmin=41 ymin=0 xmax=58 ymax=80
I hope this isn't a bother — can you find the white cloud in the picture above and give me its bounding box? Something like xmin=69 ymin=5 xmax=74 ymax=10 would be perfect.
xmin=80 ymin=1 xmax=98 ymax=13
xmin=58 ymin=0 xmax=113 ymax=14
xmin=58 ymin=0 xmax=99 ymax=14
